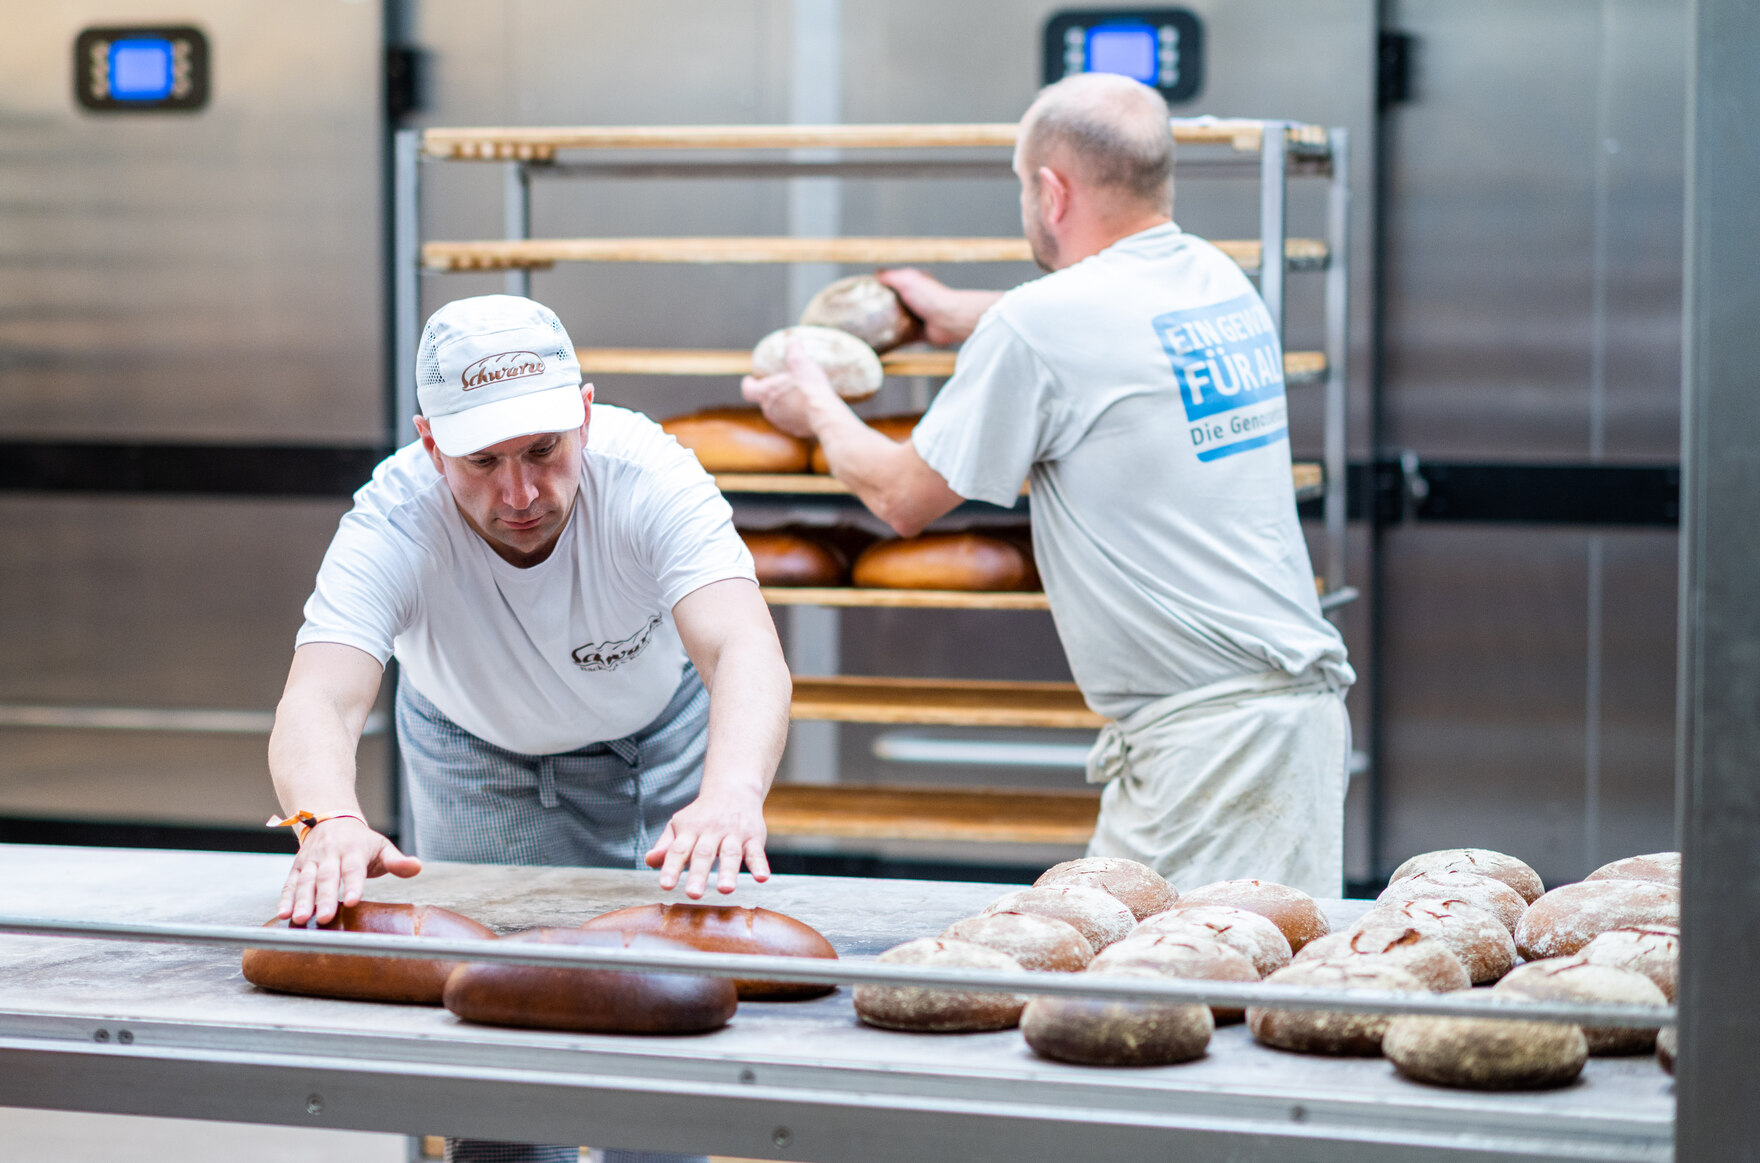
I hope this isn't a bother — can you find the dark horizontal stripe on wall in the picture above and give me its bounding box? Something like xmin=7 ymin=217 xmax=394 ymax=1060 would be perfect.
xmin=0 ymin=815 xmax=300 ymax=855
xmin=1297 ymin=461 xmax=1681 ymax=526
xmin=0 ymin=441 xmax=390 ymax=498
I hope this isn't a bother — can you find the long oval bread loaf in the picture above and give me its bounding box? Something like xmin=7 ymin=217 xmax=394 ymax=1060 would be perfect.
xmin=854 ymin=531 xmax=1037 ymax=592
xmin=739 ymin=528 xmax=849 ymax=587
xmin=443 ymin=929 xmax=738 ymax=1033
xmin=579 ymin=903 xmax=838 ymax=1000
xmin=242 ymin=901 xmax=495 ymax=1005
xmin=660 ymin=407 xmax=812 ymax=473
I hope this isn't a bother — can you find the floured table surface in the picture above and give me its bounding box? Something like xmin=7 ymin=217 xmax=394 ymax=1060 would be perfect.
xmin=0 ymin=845 xmax=1672 ymax=1163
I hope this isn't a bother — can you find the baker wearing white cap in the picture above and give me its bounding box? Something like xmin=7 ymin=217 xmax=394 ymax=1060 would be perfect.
xmin=270 ymin=294 xmax=790 ymax=926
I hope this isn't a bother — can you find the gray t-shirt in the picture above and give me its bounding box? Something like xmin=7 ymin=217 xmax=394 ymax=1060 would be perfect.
xmin=912 ymin=222 xmax=1353 ymax=719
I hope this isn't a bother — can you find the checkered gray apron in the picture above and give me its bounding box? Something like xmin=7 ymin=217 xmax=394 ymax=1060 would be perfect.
xmin=397 ymin=664 xmax=710 ymax=1163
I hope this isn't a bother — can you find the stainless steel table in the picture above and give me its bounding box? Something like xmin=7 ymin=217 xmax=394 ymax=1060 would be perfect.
xmin=0 ymin=845 xmax=1672 ymax=1161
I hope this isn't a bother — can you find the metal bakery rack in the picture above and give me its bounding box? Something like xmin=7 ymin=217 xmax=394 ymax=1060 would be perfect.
xmin=393 ymin=119 xmax=1353 ymax=847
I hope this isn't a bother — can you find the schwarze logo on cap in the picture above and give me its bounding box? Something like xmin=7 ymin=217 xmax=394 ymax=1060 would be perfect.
xmin=461 ymin=350 xmax=546 ymax=391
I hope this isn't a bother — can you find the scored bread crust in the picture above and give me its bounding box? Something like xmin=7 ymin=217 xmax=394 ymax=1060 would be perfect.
xmin=941 ymin=911 xmax=1095 ymax=973
xmin=1135 ymin=906 xmax=1292 ymax=978
xmin=1294 ymin=926 xmax=1471 ymax=993
xmin=1247 ymin=959 xmax=1429 ymax=1056
xmin=1514 ymin=879 xmax=1681 ymax=962
xmin=852 ymin=938 xmax=1027 ymax=1032
xmin=1351 ymin=899 xmax=1516 ymax=984
xmin=1387 ymin=848 xmax=1545 ymax=904
xmin=1576 ymin=925 xmax=1679 ymax=1001
xmin=1035 ymin=857 xmax=1177 ymax=921
xmin=1584 ymin=852 xmax=1680 ymax=888
xmin=1383 ymin=1015 xmax=1588 ymax=1090
xmin=1379 ymin=870 xmax=1528 ymax=934
xmin=1173 ymin=880 xmax=1330 ymax=953
xmin=1493 ymin=958 xmax=1667 ymax=1054
xmin=1091 ymin=932 xmax=1259 ymax=1023
xmin=983 ymin=886 xmax=1138 ymax=952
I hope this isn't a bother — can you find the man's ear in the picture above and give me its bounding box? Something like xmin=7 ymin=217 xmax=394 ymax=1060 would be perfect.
xmin=412 ymin=415 xmax=447 ymax=474
xmin=579 ymin=383 xmax=594 ymax=440
xmin=1037 ymin=165 xmax=1070 ymax=225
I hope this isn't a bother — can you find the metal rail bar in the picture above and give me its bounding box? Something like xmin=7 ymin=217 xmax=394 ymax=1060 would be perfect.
xmin=0 ymin=705 xmax=386 ymax=736
xmin=520 ymin=158 xmax=1324 ymax=181
xmin=0 ymin=915 xmax=1674 ymax=1027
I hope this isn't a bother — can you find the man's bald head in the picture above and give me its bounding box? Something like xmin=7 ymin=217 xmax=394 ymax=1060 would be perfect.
xmin=1017 ymin=73 xmax=1174 ymax=213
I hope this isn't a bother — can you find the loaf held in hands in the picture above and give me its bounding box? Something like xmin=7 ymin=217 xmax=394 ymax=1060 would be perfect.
xmin=242 ymin=901 xmax=495 ymax=1005
xmin=799 ymin=275 xmax=921 ymax=354
xmin=752 ymin=325 xmax=885 ymax=401
xmin=579 ymin=903 xmax=838 ymax=1000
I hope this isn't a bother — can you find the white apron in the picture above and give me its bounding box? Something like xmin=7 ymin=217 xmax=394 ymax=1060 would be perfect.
xmin=1085 ymin=670 xmax=1350 ymax=898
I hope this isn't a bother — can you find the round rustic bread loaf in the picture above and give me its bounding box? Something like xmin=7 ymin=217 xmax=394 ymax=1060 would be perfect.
xmin=799 ymin=275 xmax=921 ymax=354
xmin=1576 ymin=925 xmax=1679 ymax=1001
xmin=442 ymin=929 xmax=738 ymax=1034
xmin=1294 ymin=926 xmax=1472 ymax=993
xmin=660 ymin=406 xmax=812 ymax=473
xmin=1091 ymin=932 xmax=1259 ymax=1022
xmin=1351 ymin=899 xmax=1515 ymax=984
xmin=1173 ymin=880 xmax=1329 ymax=953
xmin=243 ymin=902 xmax=496 ymax=1005
xmin=1021 ymin=963 xmax=1214 ymax=1066
xmin=1656 ymin=1025 xmax=1677 ymax=1074
xmin=577 ymin=902 xmax=838 ymax=1000
xmin=1514 ymin=879 xmax=1681 ymax=962
xmin=1383 ymin=1015 xmax=1588 ymax=1090
xmin=1134 ymin=906 xmax=1291 ymax=978
xmin=1379 ymin=870 xmax=1528 ymax=934
xmin=941 ymin=911 xmax=1094 ymax=973
xmin=1585 ymin=852 xmax=1680 ymax=888
xmin=1035 ymin=857 xmax=1176 ymax=921
xmin=853 ymin=531 xmax=1037 ymax=592
xmin=810 ymin=413 xmax=919 ymax=474
xmin=1247 ymin=959 xmax=1429 ymax=1055
xmin=1388 ymin=848 xmax=1545 ymax=904
xmin=983 ymin=886 xmax=1137 ymax=952
xmin=752 ymin=325 xmax=885 ymax=401
xmin=1494 ymin=958 xmax=1667 ymax=1054
xmin=739 ymin=528 xmax=847 ymax=587
xmin=852 ymin=938 xmax=1026 ymax=1032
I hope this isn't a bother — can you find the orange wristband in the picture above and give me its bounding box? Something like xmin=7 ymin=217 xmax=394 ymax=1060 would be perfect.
xmin=267 ymin=811 xmax=365 ymax=845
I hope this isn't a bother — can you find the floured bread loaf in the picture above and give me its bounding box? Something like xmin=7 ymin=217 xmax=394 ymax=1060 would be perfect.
xmin=983 ymin=886 xmax=1137 ymax=952
xmin=1585 ymin=852 xmax=1680 ymax=888
xmin=1514 ymin=879 xmax=1680 ymax=962
xmin=1351 ymin=899 xmax=1515 ymax=984
xmin=810 ymin=413 xmax=919 ymax=474
xmin=1656 ymin=1025 xmax=1677 ymax=1074
xmin=752 ymin=325 xmax=885 ymax=401
xmin=1379 ymin=870 xmax=1528 ymax=934
xmin=1576 ymin=925 xmax=1679 ymax=1001
xmin=853 ymin=531 xmax=1037 ymax=592
xmin=660 ymin=407 xmax=811 ymax=473
xmin=1247 ymin=959 xmax=1429 ymax=1055
xmin=941 ymin=911 xmax=1094 ymax=973
xmin=799 ymin=275 xmax=921 ymax=354
xmin=1021 ymin=963 xmax=1213 ymax=1067
xmin=1173 ymin=880 xmax=1329 ymax=953
xmin=852 ymin=938 xmax=1026 ymax=1032
xmin=1035 ymin=857 xmax=1176 ymax=921
xmin=1134 ymin=906 xmax=1291 ymax=978
xmin=1388 ymin=848 xmax=1545 ymax=904
xmin=1494 ymin=958 xmax=1666 ymax=1054
xmin=1383 ymin=1015 xmax=1588 ymax=1090
xmin=1091 ymin=932 xmax=1258 ymax=1022
xmin=1294 ymin=925 xmax=1471 ymax=993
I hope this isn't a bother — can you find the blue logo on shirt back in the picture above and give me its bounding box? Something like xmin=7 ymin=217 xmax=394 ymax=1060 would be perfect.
xmin=1152 ymin=292 xmax=1289 ymax=462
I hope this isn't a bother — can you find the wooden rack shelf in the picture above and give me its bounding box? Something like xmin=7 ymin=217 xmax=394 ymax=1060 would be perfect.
xmin=762 ymin=587 xmax=1050 ymax=611
xmin=764 ymin=783 xmax=1101 ymax=845
xmin=580 ymin=347 xmax=1328 ymax=385
xmin=715 ymin=461 xmax=1324 ymax=502
xmin=422 ymin=236 xmax=1328 ymax=274
xmin=420 ymin=120 xmax=1328 ymax=161
xmin=790 ymin=675 xmax=1103 ymax=729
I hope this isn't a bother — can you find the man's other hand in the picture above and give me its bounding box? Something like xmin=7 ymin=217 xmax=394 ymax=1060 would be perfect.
xmin=741 ymin=335 xmax=841 ymax=437
xmin=277 ymin=817 xmax=422 ymax=926
xmin=875 ymin=268 xmax=1000 ymax=347
xmin=645 ymin=789 xmax=772 ymax=899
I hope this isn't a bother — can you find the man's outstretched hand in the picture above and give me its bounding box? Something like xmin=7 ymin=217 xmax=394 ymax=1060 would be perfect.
xmin=277 ymin=816 xmax=422 ymax=926
xmin=645 ymin=788 xmax=772 ymax=899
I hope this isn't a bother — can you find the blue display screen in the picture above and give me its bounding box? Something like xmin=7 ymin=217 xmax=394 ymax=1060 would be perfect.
xmin=109 ymin=38 xmax=175 ymax=100
xmin=1085 ymin=24 xmax=1158 ymax=84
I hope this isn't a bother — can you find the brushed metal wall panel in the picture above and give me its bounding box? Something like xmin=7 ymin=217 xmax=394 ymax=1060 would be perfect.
xmin=0 ymin=0 xmax=384 ymax=442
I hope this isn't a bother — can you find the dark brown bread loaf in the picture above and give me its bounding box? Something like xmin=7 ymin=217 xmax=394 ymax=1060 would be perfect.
xmin=1294 ymin=926 xmax=1472 ymax=993
xmin=1351 ymin=899 xmax=1516 ymax=985
xmin=1021 ymin=963 xmax=1213 ymax=1066
xmin=242 ymin=902 xmax=495 ymax=1005
xmin=982 ymin=886 xmax=1137 ymax=952
xmin=810 ymin=414 xmax=919 ymax=474
xmin=752 ymin=325 xmax=884 ymax=401
xmin=1383 ymin=1015 xmax=1588 ymax=1090
xmin=1388 ymin=848 xmax=1545 ymax=904
xmin=739 ymin=528 xmax=849 ymax=587
xmin=1585 ymin=852 xmax=1680 ymax=888
xmin=1493 ymin=958 xmax=1667 ymax=1054
xmin=853 ymin=531 xmax=1038 ymax=592
xmin=799 ymin=275 xmax=921 ymax=354
xmin=941 ymin=911 xmax=1094 ymax=972
xmin=1090 ymin=932 xmax=1259 ymax=1022
xmin=1135 ymin=905 xmax=1292 ymax=978
xmin=1173 ymin=880 xmax=1329 ymax=953
xmin=1379 ymin=870 xmax=1528 ymax=934
xmin=1577 ymin=925 xmax=1679 ymax=1001
xmin=1514 ymin=879 xmax=1681 ymax=962
xmin=660 ymin=407 xmax=812 ymax=473
xmin=578 ymin=903 xmax=837 ymax=1000
xmin=1247 ymin=959 xmax=1430 ymax=1055
xmin=852 ymin=938 xmax=1026 ymax=1032
xmin=442 ymin=929 xmax=738 ymax=1034
xmin=1035 ymin=857 xmax=1176 ymax=921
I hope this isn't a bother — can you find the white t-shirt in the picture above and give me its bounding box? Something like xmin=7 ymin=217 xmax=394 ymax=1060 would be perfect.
xmin=912 ymin=222 xmax=1353 ymax=720
xmin=297 ymin=405 xmax=755 ymax=754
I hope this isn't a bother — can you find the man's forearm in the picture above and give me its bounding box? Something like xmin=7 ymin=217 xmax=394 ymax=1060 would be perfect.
xmin=697 ymin=632 xmax=791 ymax=802
xmin=808 ymin=395 xmax=962 ymax=537
xmin=269 ymin=694 xmax=369 ymax=818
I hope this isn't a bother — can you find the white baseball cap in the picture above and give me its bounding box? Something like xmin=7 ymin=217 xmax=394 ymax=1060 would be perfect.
xmin=415 ymin=295 xmax=587 ymax=456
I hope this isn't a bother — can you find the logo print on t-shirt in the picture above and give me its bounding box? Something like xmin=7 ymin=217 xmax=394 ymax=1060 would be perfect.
xmin=1152 ymin=291 xmax=1289 ymax=463
xmin=571 ymin=615 xmax=662 ymax=672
